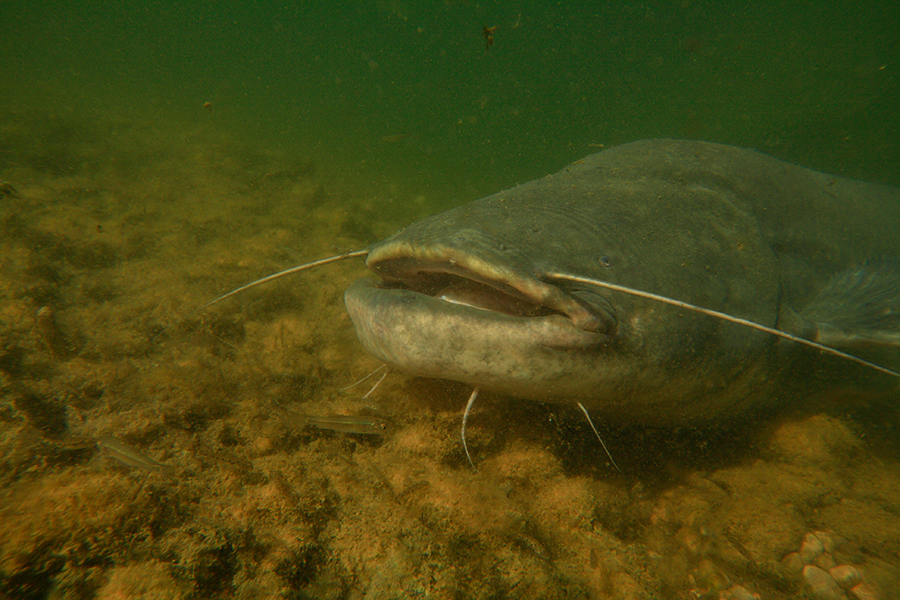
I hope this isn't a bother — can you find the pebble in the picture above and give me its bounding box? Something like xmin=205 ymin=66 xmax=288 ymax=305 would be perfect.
xmin=800 ymin=533 xmax=826 ymax=563
xmin=781 ymin=551 xmax=804 ymax=572
xmin=815 ymin=552 xmax=837 ymax=570
xmin=849 ymin=582 xmax=879 ymax=600
xmin=723 ymin=584 xmax=759 ymax=600
xmin=252 ymin=435 xmax=273 ymax=454
xmin=813 ymin=530 xmax=836 ymax=553
xmin=829 ymin=565 xmax=861 ymax=589
xmin=803 ymin=565 xmax=846 ymax=600
xmin=785 ymin=532 xmax=878 ymax=600
xmin=34 ymin=306 xmax=71 ymax=355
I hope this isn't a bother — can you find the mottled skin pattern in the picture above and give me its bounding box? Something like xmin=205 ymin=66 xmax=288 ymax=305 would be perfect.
xmin=345 ymin=139 xmax=900 ymax=424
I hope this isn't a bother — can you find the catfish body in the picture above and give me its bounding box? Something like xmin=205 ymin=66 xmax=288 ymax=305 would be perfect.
xmin=345 ymin=140 xmax=900 ymax=424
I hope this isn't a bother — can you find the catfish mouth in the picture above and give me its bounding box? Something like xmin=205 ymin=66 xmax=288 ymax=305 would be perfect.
xmin=376 ymin=263 xmax=556 ymax=318
xmin=366 ymin=254 xmax=618 ymax=341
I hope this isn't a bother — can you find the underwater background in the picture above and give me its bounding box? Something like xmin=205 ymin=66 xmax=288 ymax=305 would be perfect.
xmin=5 ymin=1 xmax=899 ymax=201
xmin=1 ymin=1 xmax=899 ymax=599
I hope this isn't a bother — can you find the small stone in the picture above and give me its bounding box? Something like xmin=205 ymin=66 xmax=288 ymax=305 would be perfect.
xmin=849 ymin=582 xmax=879 ymax=600
xmin=813 ymin=530 xmax=836 ymax=553
xmin=800 ymin=533 xmax=826 ymax=563
xmin=252 ymin=435 xmax=273 ymax=454
xmin=96 ymin=560 xmax=187 ymax=600
xmin=782 ymin=551 xmax=804 ymax=572
xmin=829 ymin=565 xmax=861 ymax=589
xmin=723 ymin=584 xmax=760 ymax=600
xmin=815 ymin=552 xmax=836 ymax=570
xmin=691 ymin=558 xmax=729 ymax=590
xmin=803 ymin=565 xmax=845 ymax=600
xmin=34 ymin=306 xmax=74 ymax=356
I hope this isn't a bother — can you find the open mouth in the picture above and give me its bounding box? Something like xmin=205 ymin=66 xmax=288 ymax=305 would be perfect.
xmin=366 ymin=255 xmax=618 ymax=336
xmin=371 ymin=259 xmax=555 ymax=318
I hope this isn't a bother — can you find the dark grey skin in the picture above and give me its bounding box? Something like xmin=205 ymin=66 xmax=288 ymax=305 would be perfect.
xmin=344 ymin=139 xmax=900 ymax=425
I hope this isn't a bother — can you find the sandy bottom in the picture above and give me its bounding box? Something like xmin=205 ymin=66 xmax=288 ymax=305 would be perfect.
xmin=0 ymin=108 xmax=898 ymax=600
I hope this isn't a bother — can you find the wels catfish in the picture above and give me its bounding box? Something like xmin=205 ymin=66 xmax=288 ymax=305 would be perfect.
xmin=198 ymin=139 xmax=900 ymax=426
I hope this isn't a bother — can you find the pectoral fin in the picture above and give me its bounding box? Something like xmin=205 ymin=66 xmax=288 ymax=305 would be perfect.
xmin=798 ymin=262 xmax=900 ymax=349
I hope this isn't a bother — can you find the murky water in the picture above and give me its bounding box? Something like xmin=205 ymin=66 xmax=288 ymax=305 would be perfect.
xmin=1 ymin=2 xmax=899 ymax=599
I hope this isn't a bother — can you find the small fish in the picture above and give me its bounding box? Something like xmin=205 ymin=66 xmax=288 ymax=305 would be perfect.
xmin=97 ymin=436 xmax=178 ymax=478
xmin=281 ymin=405 xmax=391 ymax=436
xmin=303 ymin=412 xmax=391 ymax=436
xmin=379 ymin=134 xmax=409 ymax=144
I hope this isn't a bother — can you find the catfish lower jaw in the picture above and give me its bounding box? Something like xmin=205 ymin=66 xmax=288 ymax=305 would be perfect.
xmin=344 ymin=278 xmax=612 ymax=397
xmin=345 ymin=278 xmax=609 ymax=350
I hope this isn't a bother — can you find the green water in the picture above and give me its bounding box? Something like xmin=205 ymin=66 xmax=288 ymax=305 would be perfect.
xmin=5 ymin=1 xmax=899 ymax=204
xmin=2 ymin=2 xmax=900 ymax=599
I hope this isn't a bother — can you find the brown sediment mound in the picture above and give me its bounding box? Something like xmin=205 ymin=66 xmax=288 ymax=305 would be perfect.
xmin=0 ymin=471 xmax=184 ymax=598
